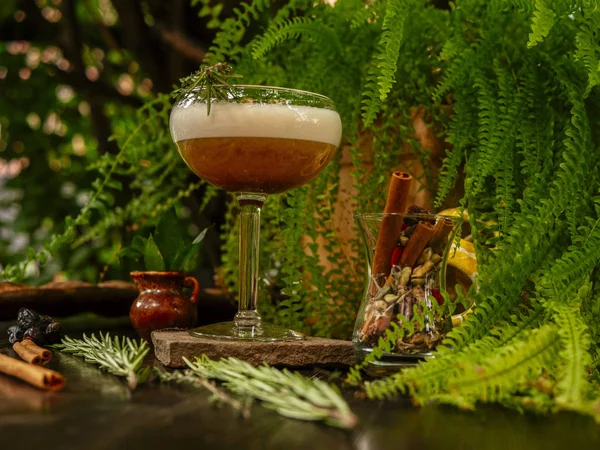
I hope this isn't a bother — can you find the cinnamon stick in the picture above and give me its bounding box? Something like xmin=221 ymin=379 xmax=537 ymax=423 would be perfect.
xmin=399 ymin=221 xmax=436 ymax=268
xmin=429 ymin=218 xmax=455 ymax=254
xmin=0 ymin=353 xmax=65 ymax=391
xmin=13 ymin=339 xmax=52 ymax=366
xmin=372 ymin=172 xmax=413 ymax=278
xmin=13 ymin=342 xmax=41 ymax=365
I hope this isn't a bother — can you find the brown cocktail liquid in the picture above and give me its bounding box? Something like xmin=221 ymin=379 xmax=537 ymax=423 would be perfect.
xmin=176 ymin=136 xmax=337 ymax=194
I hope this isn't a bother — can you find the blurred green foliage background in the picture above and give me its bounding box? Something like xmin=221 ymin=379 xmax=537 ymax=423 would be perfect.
xmin=0 ymin=0 xmax=243 ymax=284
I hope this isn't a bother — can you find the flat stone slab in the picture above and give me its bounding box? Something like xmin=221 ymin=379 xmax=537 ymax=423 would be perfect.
xmin=152 ymin=330 xmax=356 ymax=368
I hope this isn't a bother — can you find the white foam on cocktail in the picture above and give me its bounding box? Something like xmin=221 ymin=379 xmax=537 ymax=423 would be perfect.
xmin=170 ymin=102 xmax=342 ymax=147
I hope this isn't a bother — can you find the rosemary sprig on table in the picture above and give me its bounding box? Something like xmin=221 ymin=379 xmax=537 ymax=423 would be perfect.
xmin=177 ymin=356 xmax=358 ymax=429
xmin=155 ymin=367 xmax=252 ymax=419
xmin=172 ymin=62 xmax=242 ymax=115
xmin=51 ymin=333 xmax=151 ymax=390
xmin=52 ymin=332 xmax=356 ymax=429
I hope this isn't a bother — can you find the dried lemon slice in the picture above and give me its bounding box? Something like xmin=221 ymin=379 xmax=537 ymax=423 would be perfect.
xmin=438 ymin=207 xmax=477 ymax=327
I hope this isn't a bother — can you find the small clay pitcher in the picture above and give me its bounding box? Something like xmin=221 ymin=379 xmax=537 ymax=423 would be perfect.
xmin=130 ymin=271 xmax=199 ymax=342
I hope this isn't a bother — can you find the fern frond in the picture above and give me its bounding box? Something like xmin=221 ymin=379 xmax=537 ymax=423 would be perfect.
xmin=553 ymin=82 xmax=593 ymax=235
xmin=528 ymin=0 xmax=556 ymax=47
xmin=251 ymin=17 xmax=341 ymax=60
xmin=516 ymin=63 xmax=555 ymax=216
xmin=537 ymin=209 xmax=600 ymax=300
xmin=583 ymin=270 xmax=600 ymax=359
xmin=348 ymin=0 xmax=379 ymax=30
xmin=496 ymin=69 xmax=593 ymax=258
xmin=276 ymin=187 xmax=312 ymax=332
xmin=426 ymin=325 xmax=559 ymax=405
xmin=360 ymin=69 xmax=385 ymax=127
xmin=433 ymin=41 xmax=472 ymax=104
xmin=434 ymin=108 xmax=467 ymax=207
xmin=365 ymin=299 xmax=547 ymax=400
xmin=203 ymin=0 xmax=273 ymax=64
xmin=491 ymin=63 xmax=521 ymax=235
xmin=367 ymin=323 xmax=559 ymax=404
xmin=361 ymin=0 xmax=414 ymax=125
xmin=434 ymin=60 xmax=479 ymax=207
xmin=373 ymin=0 xmax=412 ymax=101
xmin=552 ymin=298 xmax=593 ymax=410
xmin=574 ymin=11 xmax=600 ymax=96
xmin=463 ymin=62 xmax=510 ymax=200
xmin=435 ymin=191 xmax=570 ymax=360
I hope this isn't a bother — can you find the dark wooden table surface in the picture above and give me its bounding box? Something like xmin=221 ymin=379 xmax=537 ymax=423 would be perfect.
xmin=1 ymin=320 xmax=600 ymax=450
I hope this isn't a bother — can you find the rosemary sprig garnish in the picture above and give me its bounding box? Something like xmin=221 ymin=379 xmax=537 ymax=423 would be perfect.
xmin=154 ymin=368 xmax=252 ymax=419
xmin=51 ymin=333 xmax=151 ymax=390
xmin=180 ymin=356 xmax=359 ymax=429
xmin=172 ymin=62 xmax=242 ymax=115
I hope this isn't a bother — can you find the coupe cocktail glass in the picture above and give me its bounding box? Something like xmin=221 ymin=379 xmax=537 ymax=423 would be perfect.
xmin=170 ymin=85 xmax=342 ymax=341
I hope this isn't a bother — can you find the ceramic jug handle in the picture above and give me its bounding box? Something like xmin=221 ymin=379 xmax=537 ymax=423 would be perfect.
xmin=183 ymin=276 xmax=200 ymax=303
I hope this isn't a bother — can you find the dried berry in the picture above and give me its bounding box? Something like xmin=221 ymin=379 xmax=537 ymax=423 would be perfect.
xmin=45 ymin=321 xmax=60 ymax=335
xmin=407 ymin=205 xmax=436 ymax=225
xmin=39 ymin=315 xmax=53 ymax=329
xmin=23 ymin=327 xmax=45 ymax=346
xmin=7 ymin=325 xmax=23 ymax=344
xmin=44 ymin=322 xmax=62 ymax=344
xmin=17 ymin=307 xmax=40 ymax=330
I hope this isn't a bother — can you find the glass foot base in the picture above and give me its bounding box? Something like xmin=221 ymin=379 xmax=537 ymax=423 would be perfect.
xmin=356 ymin=347 xmax=434 ymax=376
xmin=188 ymin=321 xmax=305 ymax=342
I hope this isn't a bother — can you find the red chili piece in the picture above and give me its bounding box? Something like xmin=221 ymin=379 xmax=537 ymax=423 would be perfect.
xmin=390 ymin=246 xmax=403 ymax=267
xmin=431 ymin=289 xmax=444 ymax=306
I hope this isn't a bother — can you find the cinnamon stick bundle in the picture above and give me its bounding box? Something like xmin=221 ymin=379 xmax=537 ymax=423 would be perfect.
xmin=13 ymin=339 xmax=52 ymax=366
xmin=0 ymin=353 xmax=65 ymax=391
xmin=372 ymin=172 xmax=413 ymax=278
xmin=399 ymin=221 xmax=436 ymax=268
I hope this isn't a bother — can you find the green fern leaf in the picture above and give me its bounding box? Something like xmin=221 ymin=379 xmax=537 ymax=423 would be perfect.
xmin=528 ymin=0 xmax=556 ymax=47
xmin=552 ymin=299 xmax=593 ymax=410
xmin=548 ymin=62 xmax=594 ymax=235
xmin=204 ymin=0 xmax=274 ymax=64
xmin=361 ymin=0 xmax=414 ymax=126
xmin=574 ymin=11 xmax=600 ymax=96
xmin=251 ymin=17 xmax=342 ymax=60
xmin=491 ymin=63 xmax=521 ymax=235
xmin=428 ymin=325 xmax=559 ymax=405
xmin=365 ymin=304 xmax=550 ymax=403
xmin=538 ymin=211 xmax=600 ymax=300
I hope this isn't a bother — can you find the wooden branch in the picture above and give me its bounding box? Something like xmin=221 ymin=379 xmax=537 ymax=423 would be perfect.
xmin=111 ymin=0 xmax=169 ymax=92
xmin=168 ymin=0 xmax=187 ymax=82
xmin=61 ymin=0 xmax=85 ymax=74
xmin=152 ymin=22 xmax=206 ymax=65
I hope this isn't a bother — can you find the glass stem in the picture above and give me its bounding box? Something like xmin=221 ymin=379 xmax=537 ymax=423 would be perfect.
xmin=234 ymin=193 xmax=266 ymax=329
